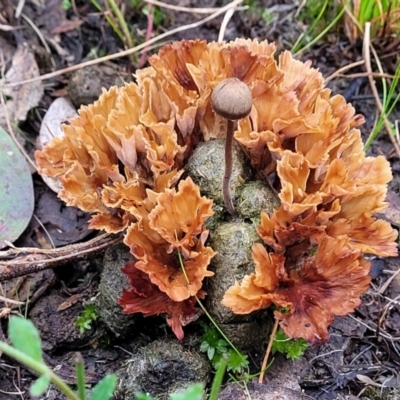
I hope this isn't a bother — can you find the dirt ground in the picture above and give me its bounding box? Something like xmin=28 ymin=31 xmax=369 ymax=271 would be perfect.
xmin=0 ymin=0 xmax=400 ymax=399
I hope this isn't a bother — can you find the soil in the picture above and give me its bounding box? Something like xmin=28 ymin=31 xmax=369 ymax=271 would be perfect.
xmin=1 ymin=1 xmax=400 ymax=399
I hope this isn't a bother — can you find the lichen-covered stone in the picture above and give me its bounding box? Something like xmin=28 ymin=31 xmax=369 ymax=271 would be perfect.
xmin=97 ymin=242 xmax=138 ymax=336
xmin=115 ymin=339 xmax=210 ymax=399
xmin=185 ymin=139 xmax=252 ymax=211
xmin=68 ymin=64 xmax=125 ymax=107
xmin=237 ymin=180 xmax=280 ymax=222
xmin=218 ymin=382 xmax=307 ymax=400
xmin=206 ymin=221 xmax=261 ymax=324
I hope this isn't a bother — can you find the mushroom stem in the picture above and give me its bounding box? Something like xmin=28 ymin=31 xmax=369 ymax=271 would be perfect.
xmin=211 ymin=77 xmax=252 ymax=216
xmin=223 ymin=119 xmax=236 ymax=216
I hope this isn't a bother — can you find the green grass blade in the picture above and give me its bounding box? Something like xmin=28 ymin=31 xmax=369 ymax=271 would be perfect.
xmin=90 ymin=375 xmax=117 ymax=400
xmin=30 ymin=374 xmax=51 ymax=397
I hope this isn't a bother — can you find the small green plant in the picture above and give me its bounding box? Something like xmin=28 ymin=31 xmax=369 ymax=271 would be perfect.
xmin=76 ymin=304 xmax=99 ymax=334
xmin=200 ymin=323 xmax=249 ymax=374
xmin=343 ymin=0 xmax=400 ymax=40
xmin=271 ymin=328 xmax=309 ymax=360
xmin=62 ymin=0 xmax=72 ymax=10
xmin=365 ymin=60 xmax=400 ymax=149
xmin=0 ymin=316 xmax=116 ymax=400
xmin=292 ymin=0 xmax=346 ymax=55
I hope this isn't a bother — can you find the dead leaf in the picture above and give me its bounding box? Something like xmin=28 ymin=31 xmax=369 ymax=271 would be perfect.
xmin=0 ymin=126 xmax=34 ymax=249
xmin=0 ymin=43 xmax=44 ymax=130
xmin=1 ymin=269 xmax=55 ymax=310
xmin=39 ymin=97 xmax=77 ymax=148
xmin=50 ymin=19 xmax=84 ymax=35
xmin=379 ymin=190 xmax=400 ymax=227
xmin=57 ymin=294 xmax=82 ymax=311
xmin=38 ymin=97 xmax=77 ymax=192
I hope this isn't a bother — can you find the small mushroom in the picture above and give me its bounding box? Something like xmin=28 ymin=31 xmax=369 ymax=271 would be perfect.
xmin=211 ymin=77 xmax=252 ymax=216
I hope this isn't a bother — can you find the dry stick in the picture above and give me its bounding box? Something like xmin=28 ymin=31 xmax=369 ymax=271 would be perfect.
xmin=0 ymin=233 xmax=122 ymax=282
xmin=363 ymin=22 xmax=400 ymax=159
xmin=223 ymin=120 xmax=236 ymax=216
xmin=259 ymin=318 xmax=279 ymax=384
xmin=333 ymin=71 xmax=395 ymax=80
xmin=4 ymin=0 xmax=244 ymax=89
xmin=324 ymin=60 xmax=365 ymax=83
xmin=145 ymin=0 xmax=243 ymax=14
xmin=217 ymin=6 xmax=236 ymax=42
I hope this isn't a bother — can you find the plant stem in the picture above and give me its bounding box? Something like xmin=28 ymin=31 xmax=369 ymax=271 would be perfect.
xmin=75 ymin=353 xmax=87 ymax=400
xmin=223 ymin=119 xmax=237 ymax=216
xmin=258 ymin=318 xmax=279 ymax=384
xmin=90 ymin=0 xmax=124 ymax=42
xmin=106 ymin=0 xmax=135 ymax=51
xmin=209 ymin=356 xmax=227 ymax=400
xmin=0 ymin=341 xmax=80 ymax=400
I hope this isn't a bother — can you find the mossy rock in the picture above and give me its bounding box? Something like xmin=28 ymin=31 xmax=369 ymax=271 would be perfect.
xmin=185 ymin=139 xmax=253 ymax=211
xmin=237 ymin=180 xmax=280 ymax=222
xmin=97 ymin=242 xmax=138 ymax=337
xmin=115 ymin=339 xmax=210 ymax=399
xmin=206 ymin=221 xmax=262 ymax=324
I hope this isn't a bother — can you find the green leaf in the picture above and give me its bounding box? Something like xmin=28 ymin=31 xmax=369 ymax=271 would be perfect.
xmin=8 ymin=317 xmax=43 ymax=363
xmin=170 ymin=383 xmax=204 ymax=400
xmin=89 ymin=374 xmax=117 ymax=400
xmin=0 ymin=126 xmax=34 ymax=249
xmin=286 ymin=339 xmax=309 ymax=360
xmin=271 ymin=328 xmax=309 ymax=360
xmin=30 ymin=374 xmax=50 ymax=396
xmin=271 ymin=329 xmax=290 ymax=354
xmin=226 ymin=351 xmax=248 ymax=374
xmin=207 ymin=346 xmax=215 ymax=361
xmin=199 ymin=341 xmax=209 ymax=353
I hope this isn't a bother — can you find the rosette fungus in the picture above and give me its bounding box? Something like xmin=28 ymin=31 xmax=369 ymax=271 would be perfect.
xmin=35 ymin=38 xmax=398 ymax=342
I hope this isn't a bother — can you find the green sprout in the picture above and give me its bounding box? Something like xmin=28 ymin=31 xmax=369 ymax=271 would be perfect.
xmin=76 ymin=304 xmax=99 ymax=334
xmin=271 ymin=328 xmax=309 ymax=360
xmin=200 ymin=323 xmax=249 ymax=374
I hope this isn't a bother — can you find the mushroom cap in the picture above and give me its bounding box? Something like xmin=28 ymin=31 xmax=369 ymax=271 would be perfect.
xmin=211 ymin=77 xmax=252 ymax=120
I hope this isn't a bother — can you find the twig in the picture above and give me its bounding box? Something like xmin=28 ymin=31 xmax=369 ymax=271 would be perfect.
xmin=324 ymin=60 xmax=365 ymax=83
xmin=14 ymin=0 xmax=26 ymax=19
xmin=145 ymin=0 xmax=247 ymax=14
xmin=0 ymin=233 xmax=122 ymax=282
xmin=330 ymin=71 xmax=395 ymax=80
xmin=259 ymin=318 xmax=279 ymax=383
xmin=378 ymin=266 xmax=400 ymax=294
xmin=0 ymin=295 xmax=24 ymax=305
xmin=20 ymin=12 xmax=56 ymax=69
xmin=218 ymin=6 xmax=235 ymax=42
xmin=32 ymin=214 xmax=55 ymax=249
xmin=363 ymin=22 xmax=400 ymax=159
xmin=4 ymin=0 xmax=244 ymax=88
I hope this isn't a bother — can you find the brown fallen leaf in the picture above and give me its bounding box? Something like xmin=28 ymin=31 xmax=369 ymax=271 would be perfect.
xmin=0 ymin=43 xmax=44 ymax=130
xmin=50 ymin=19 xmax=84 ymax=35
xmin=380 ymin=190 xmax=400 ymax=227
xmin=57 ymin=293 xmax=82 ymax=311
